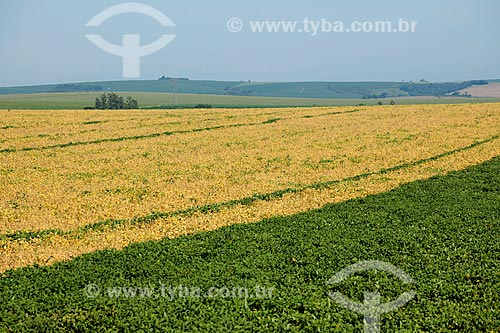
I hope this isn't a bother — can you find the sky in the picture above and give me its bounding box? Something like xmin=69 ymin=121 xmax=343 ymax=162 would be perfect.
xmin=1 ymin=0 xmax=500 ymax=87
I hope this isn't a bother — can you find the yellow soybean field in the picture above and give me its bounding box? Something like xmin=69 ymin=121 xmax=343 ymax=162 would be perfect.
xmin=1 ymin=104 xmax=499 ymax=272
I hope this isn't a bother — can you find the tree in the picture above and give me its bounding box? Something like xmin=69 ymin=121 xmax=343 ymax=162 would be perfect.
xmin=125 ymin=96 xmax=139 ymax=109
xmin=107 ymin=93 xmax=124 ymax=109
xmin=95 ymin=93 xmax=108 ymax=109
xmin=95 ymin=97 xmax=103 ymax=110
xmin=100 ymin=93 xmax=109 ymax=109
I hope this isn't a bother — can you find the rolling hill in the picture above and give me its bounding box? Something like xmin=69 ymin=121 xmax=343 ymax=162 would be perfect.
xmin=1 ymin=79 xmax=495 ymax=99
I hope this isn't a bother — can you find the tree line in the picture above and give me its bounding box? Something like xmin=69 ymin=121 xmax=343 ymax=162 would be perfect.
xmin=400 ymin=80 xmax=488 ymax=97
xmin=52 ymin=84 xmax=103 ymax=93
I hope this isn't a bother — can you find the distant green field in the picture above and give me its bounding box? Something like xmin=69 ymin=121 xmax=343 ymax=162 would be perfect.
xmin=1 ymin=92 xmax=499 ymax=110
xmin=1 ymin=156 xmax=499 ymax=331
xmin=0 ymin=92 xmax=357 ymax=109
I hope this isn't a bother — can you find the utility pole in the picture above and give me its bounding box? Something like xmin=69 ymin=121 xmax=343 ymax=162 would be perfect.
xmin=170 ymin=78 xmax=178 ymax=105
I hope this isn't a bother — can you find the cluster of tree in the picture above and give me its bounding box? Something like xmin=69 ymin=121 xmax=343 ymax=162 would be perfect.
xmin=158 ymin=76 xmax=189 ymax=81
xmin=363 ymin=92 xmax=389 ymax=99
xmin=357 ymin=100 xmax=395 ymax=106
xmin=51 ymin=84 xmax=103 ymax=93
xmin=94 ymin=93 xmax=138 ymax=110
xmin=450 ymin=91 xmax=472 ymax=97
xmin=194 ymin=104 xmax=212 ymax=109
xmin=400 ymin=80 xmax=488 ymax=97
xmin=223 ymin=87 xmax=255 ymax=96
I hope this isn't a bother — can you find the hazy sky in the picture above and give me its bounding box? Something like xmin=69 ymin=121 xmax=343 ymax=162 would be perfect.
xmin=1 ymin=0 xmax=500 ymax=87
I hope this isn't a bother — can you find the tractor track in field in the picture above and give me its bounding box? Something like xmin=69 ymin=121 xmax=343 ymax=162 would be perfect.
xmin=2 ymin=133 xmax=497 ymax=242
xmin=0 ymin=109 xmax=361 ymax=154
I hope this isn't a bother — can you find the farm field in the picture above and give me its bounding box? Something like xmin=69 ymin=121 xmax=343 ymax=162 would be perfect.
xmin=1 ymin=92 xmax=500 ymax=110
xmin=3 ymin=0 xmax=499 ymax=330
xmin=0 ymin=103 xmax=499 ymax=272
xmin=457 ymin=83 xmax=500 ymax=97
xmin=0 ymin=92 xmax=355 ymax=110
xmin=0 ymin=103 xmax=499 ymax=331
xmin=0 ymin=153 xmax=499 ymax=331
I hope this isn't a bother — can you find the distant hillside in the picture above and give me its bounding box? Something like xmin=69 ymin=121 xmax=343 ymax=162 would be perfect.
xmin=0 ymin=79 xmax=495 ymax=99
xmin=454 ymin=83 xmax=500 ymax=98
xmin=0 ymin=80 xmax=239 ymax=96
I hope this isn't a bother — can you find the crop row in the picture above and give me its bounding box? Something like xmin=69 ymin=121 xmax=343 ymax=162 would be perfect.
xmin=0 ymin=107 xmax=359 ymax=151
xmin=1 ymin=155 xmax=499 ymax=331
